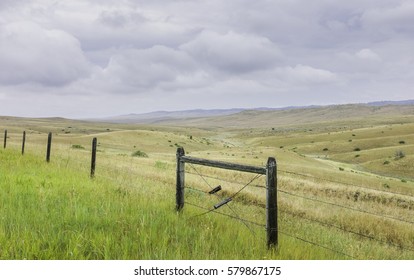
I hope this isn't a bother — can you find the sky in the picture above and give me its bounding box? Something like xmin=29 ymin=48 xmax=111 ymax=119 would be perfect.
xmin=1 ymin=0 xmax=414 ymax=118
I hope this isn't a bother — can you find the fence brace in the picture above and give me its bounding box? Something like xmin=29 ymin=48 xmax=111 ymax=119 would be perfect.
xmin=176 ymin=147 xmax=278 ymax=248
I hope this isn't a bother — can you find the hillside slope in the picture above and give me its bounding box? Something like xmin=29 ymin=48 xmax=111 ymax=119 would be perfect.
xmin=158 ymin=104 xmax=414 ymax=129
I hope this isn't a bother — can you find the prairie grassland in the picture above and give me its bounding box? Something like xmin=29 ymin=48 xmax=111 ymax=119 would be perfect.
xmin=1 ymin=112 xmax=414 ymax=260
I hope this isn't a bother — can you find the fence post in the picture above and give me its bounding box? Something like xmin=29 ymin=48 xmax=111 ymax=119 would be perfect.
xmin=46 ymin=132 xmax=52 ymax=162
xmin=90 ymin=137 xmax=97 ymax=178
xmin=176 ymin=147 xmax=185 ymax=211
xmin=3 ymin=130 xmax=7 ymax=149
xmin=22 ymin=131 xmax=26 ymax=155
xmin=266 ymin=157 xmax=278 ymax=248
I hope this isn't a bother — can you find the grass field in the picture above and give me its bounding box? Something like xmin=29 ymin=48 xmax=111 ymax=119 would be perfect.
xmin=1 ymin=105 xmax=414 ymax=260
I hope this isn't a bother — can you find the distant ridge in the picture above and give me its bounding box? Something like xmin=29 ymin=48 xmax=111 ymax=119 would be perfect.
xmin=90 ymin=99 xmax=414 ymax=124
xmin=96 ymin=108 xmax=247 ymax=124
xmin=366 ymin=100 xmax=414 ymax=106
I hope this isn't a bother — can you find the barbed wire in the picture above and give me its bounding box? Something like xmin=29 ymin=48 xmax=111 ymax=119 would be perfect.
xmin=280 ymin=209 xmax=414 ymax=253
xmin=185 ymin=186 xmax=267 ymax=210
xmin=279 ymin=169 xmax=414 ymax=198
xmin=278 ymin=229 xmax=354 ymax=259
xmin=186 ymin=201 xmax=266 ymax=229
xmin=186 ymin=170 xmax=266 ymax=189
xmin=279 ymin=189 xmax=414 ymax=225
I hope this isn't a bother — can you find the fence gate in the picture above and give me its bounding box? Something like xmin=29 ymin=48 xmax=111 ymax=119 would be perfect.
xmin=175 ymin=147 xmax=278 ymax=248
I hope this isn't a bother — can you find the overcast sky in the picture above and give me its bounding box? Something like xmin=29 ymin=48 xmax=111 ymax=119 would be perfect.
xmin=1 ymin=0 xmax=413 ymax=118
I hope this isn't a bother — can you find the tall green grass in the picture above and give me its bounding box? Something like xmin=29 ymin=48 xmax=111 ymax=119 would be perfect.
xmin=1 ymin=120 xmax=413 ymax=260
xmin=0 ymin=149 xmax=281 ymax=259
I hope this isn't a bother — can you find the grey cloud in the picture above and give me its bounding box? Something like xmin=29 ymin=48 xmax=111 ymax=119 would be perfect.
xmin=100 ymin=45 xmax=198 ymax=90
xmin=1 ymin=0 xmax=414 ymax=118
xmin=361 ymin=1 xmax=414 ymax=34
xmin=180 ymin=30 xmax=282 ymax=74
xmin=0 ymin=21 xmax=91 ymax=86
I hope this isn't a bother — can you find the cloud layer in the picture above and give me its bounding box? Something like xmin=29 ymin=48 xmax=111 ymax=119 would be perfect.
xmin=1 ymin=0 xmax=413 ymax=117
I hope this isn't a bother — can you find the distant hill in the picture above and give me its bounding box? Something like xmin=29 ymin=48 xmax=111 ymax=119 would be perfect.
xmin=155 ymin=103 xmax=414 ymax=129
xmin=88 ymin=100 xmax=414 ymax=127
xmin=366 ymin=100 xmax=414 ymax=106
xmin=94 ymin=108 xmax=247 ymax=124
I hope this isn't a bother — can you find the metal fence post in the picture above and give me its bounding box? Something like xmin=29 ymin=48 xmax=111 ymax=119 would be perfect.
xmin=176 ymin=147 xmax=185 ymax=211
xmin=266 ymin=157 xmax=278 ymax=248
xmin=3 ymin=130 xmax=7 ymax=149
xmin=22 ymin=131 xmax=26 ymax=155
xmin=90 ymin=137 xmax=97 ymax=178
xmin=46 ymin=132 xmax=52 ymax=162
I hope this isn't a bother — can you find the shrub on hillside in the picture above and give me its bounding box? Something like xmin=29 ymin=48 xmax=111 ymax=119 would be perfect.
xmin=131 ymin=150 xmax=148 ymax=158
xmin=71 ymin=144 xmax=85 ymax=150
xmin=394 ymin=150 xmax=405 ymax=160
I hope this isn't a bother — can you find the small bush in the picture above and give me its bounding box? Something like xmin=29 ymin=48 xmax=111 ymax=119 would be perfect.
xmin=323 ymin=148 xmax=329 ymax=151
xmin=354 ymin=147 xmax=361 ymax=151
xmin=131 ymin=150 xmax=148 ymax=158
xmin=395 ymin=150 xmax=405 ymax=160
xmin=399 ymin=140 xmax=406 ymax=144
xmin=355 ymin=154 xmax=360 ymax=158
xmin=383 ymin=160 xmax=390 ymax=165
xmin=339 ymin=167 xmax=344 ymax=171
xmin=71 ymin=144 xmax=85 ymax=150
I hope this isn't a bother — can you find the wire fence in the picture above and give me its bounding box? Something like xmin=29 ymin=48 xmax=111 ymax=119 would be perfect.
xmin=2 ymin=129 xmax=414 ymax=258
xmin=276 ymin=169 xmax=414 ymax=258
xmin=179 ymin=157 xmax=414 ymax=259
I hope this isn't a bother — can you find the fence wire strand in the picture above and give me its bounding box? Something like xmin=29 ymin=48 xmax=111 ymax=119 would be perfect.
xmin=280 ymin=209 xmax=414 ymax=253
xmin=186 ymin=170 xmax=266 ymax=189
xmin=279 ymin=169 xmax=414 ymax=199
xmin=186 ymin=201 xmax=266 ymax=228
xmin=278 ymin=229 xmax=355 ymax=259
xmin=279 ymin=189 xmax=414 ymax=225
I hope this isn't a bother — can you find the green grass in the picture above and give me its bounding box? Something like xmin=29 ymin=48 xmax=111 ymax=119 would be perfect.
xmin=1 ymin=106 xmax=414 ymax=260
xmin=0 ymin=149 xmax=281 ymax=259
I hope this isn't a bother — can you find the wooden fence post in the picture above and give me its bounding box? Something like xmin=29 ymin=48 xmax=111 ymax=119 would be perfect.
xmin=46 ymin=132 xmax=52 ymax=162
xmin=3 ymin=130 xmax=7 ymax=149
xmin=90 ymin=137 xmax=97 ymax=178
xmin=266 ymin=157 xmax=278 ymax=248
xmin=176 ymin=147 xmax=185 ymax=211
xmin=22 ymin=131 xmax=26 ymax=155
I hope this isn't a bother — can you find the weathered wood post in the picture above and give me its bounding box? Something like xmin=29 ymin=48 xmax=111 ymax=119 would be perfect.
xmin=90 ymin=137 xmax=97 ymax=178
xmin=176 ymin=147 xmax=185 ymax=211
xmin=3 ymin=130 xmax=7 ymax=149
xmin=46 ymin=132 xmax=52 ymax=162
xmin=22 ymin=131 xmax=26 ymax=155
xmin=266 ymin=157 xmax=278 ymax=248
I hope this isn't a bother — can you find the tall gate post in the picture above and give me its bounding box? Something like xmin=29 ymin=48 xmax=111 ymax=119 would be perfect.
xmin=266 ymin=157 xmax=278 ymax=248
xmin=176 ymin=147 xmax=185 ymax=211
